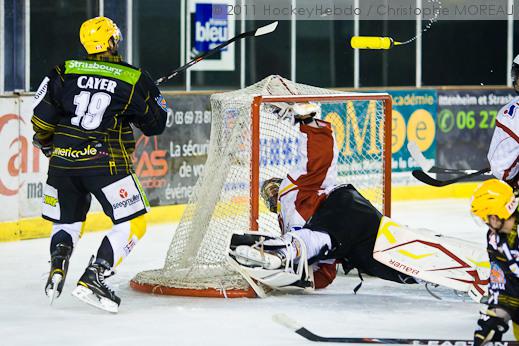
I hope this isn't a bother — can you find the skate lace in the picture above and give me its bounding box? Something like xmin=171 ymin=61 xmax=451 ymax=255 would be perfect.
xmin=99 ymin=273 xmax=116 ymax=294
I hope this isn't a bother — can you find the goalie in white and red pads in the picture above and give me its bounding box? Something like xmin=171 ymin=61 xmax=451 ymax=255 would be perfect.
xmin=230 ymin=102 xmax=489 ymax=299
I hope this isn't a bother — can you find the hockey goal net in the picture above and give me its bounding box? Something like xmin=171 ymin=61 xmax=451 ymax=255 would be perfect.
xmin=130 ymin=75 xmax=392 ymax=298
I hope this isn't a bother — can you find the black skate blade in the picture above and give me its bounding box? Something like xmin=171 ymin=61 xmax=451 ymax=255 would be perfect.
xmin=71 ymin=285 xmax=119 ymax=313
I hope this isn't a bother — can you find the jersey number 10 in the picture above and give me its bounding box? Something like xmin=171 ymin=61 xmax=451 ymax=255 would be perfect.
xmin=72 ymin=91 xmax=112 ymax=130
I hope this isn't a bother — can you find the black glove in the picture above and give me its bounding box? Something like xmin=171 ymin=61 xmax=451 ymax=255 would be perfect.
xmin=33 ymin=134 xmax=53 ymax=158
xmin=474 ymin=310 xmax=509 ymax=346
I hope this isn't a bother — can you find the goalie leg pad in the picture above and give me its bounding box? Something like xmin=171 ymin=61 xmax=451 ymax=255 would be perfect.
xmin=373 ymin=216 xmax=490 ymax=301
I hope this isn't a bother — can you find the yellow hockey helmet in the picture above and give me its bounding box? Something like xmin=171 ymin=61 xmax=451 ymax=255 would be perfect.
xmin=79 ymin=17 xmax=122 ymax=54
xmin=471 ymin=179 xmax=518 ymax=223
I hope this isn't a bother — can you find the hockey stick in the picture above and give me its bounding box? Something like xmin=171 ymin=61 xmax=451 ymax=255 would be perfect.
xmin=412 ymin=168 xmax=491 ymax=187
xmin=155 ymin=21 xmax=278 ymax=85
xmin=407 ymin=141 xmax=489 ymax=175
xmin=273 ymin=314 xmax=519 ymax=345
xmin=407 ymin=141 xmax=491 ymax=187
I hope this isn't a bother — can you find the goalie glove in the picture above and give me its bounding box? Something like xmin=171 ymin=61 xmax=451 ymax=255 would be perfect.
xmin=267 ymin=102 xmax=320 ymax=125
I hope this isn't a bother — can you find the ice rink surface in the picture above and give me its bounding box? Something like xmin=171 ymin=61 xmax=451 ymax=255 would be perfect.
xmin=0 ymin=198 xmax=509 ymax=346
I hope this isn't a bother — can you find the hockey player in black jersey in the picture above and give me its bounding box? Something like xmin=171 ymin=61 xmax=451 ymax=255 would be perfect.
xmin=471 ymin=179 xmax=519 ymax=345
xmin=33 ymin=16 xmax=168 ymax=312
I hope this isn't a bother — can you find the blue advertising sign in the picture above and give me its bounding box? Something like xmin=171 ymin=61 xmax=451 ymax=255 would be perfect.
xmin=194 ymin=3 xmax=229 ymax=52
xmin=189 ymin=0 xmax=235 ymax=70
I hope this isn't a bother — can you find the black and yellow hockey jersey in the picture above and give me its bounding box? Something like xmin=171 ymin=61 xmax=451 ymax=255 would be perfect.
xmin=487 ymin=228 xmax=519 ymax=311
xmin=32 ymin=56 xmax=168 ymax=176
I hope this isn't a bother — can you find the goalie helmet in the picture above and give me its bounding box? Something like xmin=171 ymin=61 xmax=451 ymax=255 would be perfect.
xmin=512 ymin=54 xmax=519 ymax=93
xmin=471 ymin=179 xmax=518 ymax=223
xmin=261 ymin=177 xmax=283 ymax=213
xmin=80 ymin=17 xmax=122 ymax=54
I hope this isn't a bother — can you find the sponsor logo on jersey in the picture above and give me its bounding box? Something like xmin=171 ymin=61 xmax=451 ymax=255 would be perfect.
xmin=43 ymin=195 xmax=59 ymax=207
xmin=33 ymin=77 xmax=50 ymax=108
xmin=66 ymin=60 xmax=141 ymax=85
xmin=503 ymin=102 xmax=519 ymax=118
xmin=68 ymin=60 xmax=124 ymax=76
xmin=112 ymin=194 xmax=141 ymax=210
xmin=490 ymin=262 xmax=506 ymax=290
xmin=155 ymin=95 xmax=168 ymax=111
xmin=119 ymin=188 xmax=128 ymax=199
xmin=52 ymin=145 xmax=98 ymax=159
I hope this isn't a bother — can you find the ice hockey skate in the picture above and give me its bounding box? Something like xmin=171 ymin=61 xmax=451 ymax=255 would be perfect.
xmin=72 ymin=256 xmax=120 ymax=313
xmin=45 ymin=243 xmax=72 ymax=304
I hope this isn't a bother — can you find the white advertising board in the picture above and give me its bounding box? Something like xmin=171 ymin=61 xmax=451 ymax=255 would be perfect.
xmin=18 ymin=95 xmax=50 ymax=219
xmin=0 ymin=96 xmax=23 ymax=221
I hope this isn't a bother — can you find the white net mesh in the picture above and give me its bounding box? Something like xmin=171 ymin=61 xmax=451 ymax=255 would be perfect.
xmin=132 ymin=75 xmax=390 ymax=294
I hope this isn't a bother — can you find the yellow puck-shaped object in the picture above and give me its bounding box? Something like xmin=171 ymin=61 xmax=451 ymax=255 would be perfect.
xmin=351 ymin=36 xmax=394 ymax=50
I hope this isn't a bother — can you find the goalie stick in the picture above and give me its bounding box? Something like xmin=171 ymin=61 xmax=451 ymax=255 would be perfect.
xmin=155 ymin=21 xmax=278 ymax=85
xmin=273 ymin=314 xmax=519 ymax=345
xmin=407 ymin=141 xmax=491 ymax=187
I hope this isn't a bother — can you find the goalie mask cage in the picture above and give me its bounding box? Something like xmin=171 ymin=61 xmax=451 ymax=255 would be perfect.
xmin=130 ymin=75 xmax=392 ymax=298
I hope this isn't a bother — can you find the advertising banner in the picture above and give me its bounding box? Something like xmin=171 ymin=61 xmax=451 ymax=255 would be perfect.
xmin=17 ymin=96 xmax=50 ymax=219
xmin=389 ymin=90 xmax=437 ymax=175
xmin=133 ymin=93 xmax=212 ymax=206
xmin=0 ymin=97 xmax=23 ymax=221
xmin=436 ymin=89 xmax=515 ymax=180
xmin=189 ymin=0 xmax=235 ymax=71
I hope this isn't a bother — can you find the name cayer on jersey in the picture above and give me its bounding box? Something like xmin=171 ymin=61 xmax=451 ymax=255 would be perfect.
xmin=32 ymin=58 xmax=168 ymax=176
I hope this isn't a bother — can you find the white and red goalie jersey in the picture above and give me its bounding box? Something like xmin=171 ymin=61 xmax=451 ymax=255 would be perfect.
xmin=277 ymin=119 xmax=338 ymax=232
xmin=488 ymin=97 xmax=519 ymax=186
xmin=277 ymin=119 xmax=339 ymax=288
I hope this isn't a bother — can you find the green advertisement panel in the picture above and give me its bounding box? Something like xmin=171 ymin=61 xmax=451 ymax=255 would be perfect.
xmin=317 ymin=90 xmax=436 ymax=177
xmin=388 ymin=90 xmax=437 ymax=173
